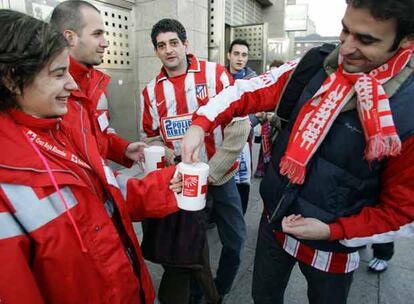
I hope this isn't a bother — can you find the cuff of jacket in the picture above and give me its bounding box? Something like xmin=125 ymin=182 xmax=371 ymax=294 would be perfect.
xmin=329 ymin=222 xmax=345 ymax=240
xmin=210 ymin=167 xmax=238 ymax=186
xmin=208 ymin=118 xmax=250 ymax=183
xmin=193 ymin=115 xmax=215 ymax=133
xmin=108 ymin=134 xmax=133 ymax=168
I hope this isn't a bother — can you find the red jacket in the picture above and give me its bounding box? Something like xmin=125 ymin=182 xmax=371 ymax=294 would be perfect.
xmin=192 ymin=62 xmax=414 ymax=246
xmin=69 ymin=57 xmax=133 ymax=167
xmin=0 ymin=102 xmax=179 ymax=303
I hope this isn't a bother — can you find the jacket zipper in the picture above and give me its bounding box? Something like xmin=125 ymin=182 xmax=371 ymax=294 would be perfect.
xmin=269 ymin=182 xmax=291 ymax=223
xmin=90 ymin=74 xmax=105 ymax=101
xmin=78 ymin=105 xmax=100 ymax=196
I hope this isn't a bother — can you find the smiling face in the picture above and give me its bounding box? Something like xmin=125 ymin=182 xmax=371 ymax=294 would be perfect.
xmin=339 ymin=5 xmax=403 ymax=73
xmin=154 ymin=31 xmax=188 ymax=77
xmin=16 ymin=49 xmax=77 ymax=118
xmin=227 ymin=44 xmax=249 ymax=74
xmin=69 ymin=6 xmax=108 ymax=66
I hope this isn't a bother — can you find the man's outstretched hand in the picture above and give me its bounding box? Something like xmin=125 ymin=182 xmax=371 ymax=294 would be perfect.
xmin=125 ymin=142 xmax=147 ymax=162
xmin=281 ymin=215 xmax=331 ymax=240
xmin=181 ymin=125 xmax=205 ymax=163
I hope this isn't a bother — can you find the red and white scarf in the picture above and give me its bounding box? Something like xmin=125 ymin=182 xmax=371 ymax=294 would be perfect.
xmin=280 ymin=46 xmax=414 ymax=185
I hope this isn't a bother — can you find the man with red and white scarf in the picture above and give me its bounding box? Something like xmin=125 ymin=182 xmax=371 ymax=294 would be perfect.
xmin=181 ymin=0 xmax=414 ymax=303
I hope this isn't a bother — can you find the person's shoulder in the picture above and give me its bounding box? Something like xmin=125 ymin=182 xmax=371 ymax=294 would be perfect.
xmin=244 ymin=66 xmax=257 ymax=78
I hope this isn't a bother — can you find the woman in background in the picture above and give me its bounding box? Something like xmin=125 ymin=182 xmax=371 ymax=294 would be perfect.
xmin=0 ymin=10 xmax=181 ymax=303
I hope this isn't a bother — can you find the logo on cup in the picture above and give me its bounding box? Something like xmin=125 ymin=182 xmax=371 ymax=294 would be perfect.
xmin=157 ymin=156 xmax=166 ymax=169
xmin=183 ymin=174 xmax=199 ymax=197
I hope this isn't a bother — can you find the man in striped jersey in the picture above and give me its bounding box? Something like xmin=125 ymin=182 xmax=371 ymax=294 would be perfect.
xmin=139 ymin=19 xmax=250 ymax=303
xmin=181 ymin=0 xmax=414 ymax=303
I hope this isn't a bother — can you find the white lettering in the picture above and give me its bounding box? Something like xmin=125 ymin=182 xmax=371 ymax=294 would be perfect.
xmin=300 ymin=84 xmax=346 ymax=149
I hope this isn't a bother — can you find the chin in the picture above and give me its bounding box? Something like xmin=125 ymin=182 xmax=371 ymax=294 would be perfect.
xmin=343 ymin=64 xmax=364 ymax=74
xmin=56 ymin=107 xmax=68 ymax=116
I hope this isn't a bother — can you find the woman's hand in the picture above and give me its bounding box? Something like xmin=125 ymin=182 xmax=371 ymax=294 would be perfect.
xmin=169 ymin=172 xmax=183 ymax=193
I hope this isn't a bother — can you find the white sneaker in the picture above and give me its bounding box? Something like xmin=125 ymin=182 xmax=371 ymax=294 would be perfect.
xmin=368 ymin=258 xmax=388 ymax=273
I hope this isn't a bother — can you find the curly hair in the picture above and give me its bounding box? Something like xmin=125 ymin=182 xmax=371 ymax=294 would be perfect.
xmin=0 ymin=10 xmax=68 ymax=111
xmin=151 ymin=18 xmax=187 ymax=48
xmin=346 ymin=0 xmax=414 ymax=51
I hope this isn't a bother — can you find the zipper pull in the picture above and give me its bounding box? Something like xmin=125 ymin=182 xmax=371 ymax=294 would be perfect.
xmin=56 ymin=118 xmax=62 ymax=130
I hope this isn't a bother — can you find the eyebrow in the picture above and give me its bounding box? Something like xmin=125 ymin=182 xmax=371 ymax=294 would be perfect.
xmin=341 ymin=20 xmax=382 ymax=43
xmin=156 ymin=38 xmax=180 ymax=47
xmin=92 ymin=28 xmax=105 ymax=35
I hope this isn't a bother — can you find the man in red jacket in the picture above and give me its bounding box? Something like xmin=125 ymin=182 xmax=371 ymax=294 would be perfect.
xmin=50 ymin=0 xmax=143 ymax=167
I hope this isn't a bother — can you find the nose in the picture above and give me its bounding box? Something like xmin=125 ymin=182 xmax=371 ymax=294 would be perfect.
xmin=339 ymin=34 xmax=357 ymax=56
xmin=65 ymin=74 xmax=78 ymax=92
xmin=101 ymin=37 xmax=109 ymax=48
xmin=165 ymin=43 xmax=174 ymax=54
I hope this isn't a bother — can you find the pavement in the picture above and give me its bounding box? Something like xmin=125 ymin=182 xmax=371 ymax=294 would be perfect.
xmin=121 ymin=143 xmax=414 ymax=304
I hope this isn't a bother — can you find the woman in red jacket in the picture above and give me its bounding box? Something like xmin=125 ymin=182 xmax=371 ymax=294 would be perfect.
xmin=0 ymin=10 xmax=181 ymax=303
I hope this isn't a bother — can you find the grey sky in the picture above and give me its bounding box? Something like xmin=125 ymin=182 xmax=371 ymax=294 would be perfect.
xmin=296 ymin=0 xmax=347 ymax=36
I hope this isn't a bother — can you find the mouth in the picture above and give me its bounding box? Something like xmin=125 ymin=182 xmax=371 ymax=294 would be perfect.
xmin=56 ymin=96 xmax=69 ymax=103
xmin=343 ymin=56 xmax=366 ymax=66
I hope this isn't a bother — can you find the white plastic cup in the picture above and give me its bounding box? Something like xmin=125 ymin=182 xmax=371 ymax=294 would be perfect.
xmin=174 ymin=162 xmax=209 ymax=211
xmin=143 ymin=146 xmax=165 ymax=174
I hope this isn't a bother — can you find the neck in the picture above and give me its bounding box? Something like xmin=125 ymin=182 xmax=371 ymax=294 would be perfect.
xmin=165 ymin=61 xmax=188 ymax=77
xmin=231 ymin=66 xmax=243 ymax=74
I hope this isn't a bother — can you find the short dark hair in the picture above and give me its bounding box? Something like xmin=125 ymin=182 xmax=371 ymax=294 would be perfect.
xmin=346 ymin=0 xmax=414 ymax=51
xmin=269 ymin=59 xmax=285 ymax=68
xmin=0 ymin=10 xmax=68 ymax=111
xmin=151 ymin=18 xmax=187 ymax=48
xmin=228 ymin=39 xmax=250 ymax=53
xmin=50 ymin=0 xmax=100 ymax=34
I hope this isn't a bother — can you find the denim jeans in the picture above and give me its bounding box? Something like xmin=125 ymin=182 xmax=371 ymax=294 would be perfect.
xmin=252 ymin=214 xmax=354 ymax=304
xmin=209 ymin=177 xmax=246 ymax=295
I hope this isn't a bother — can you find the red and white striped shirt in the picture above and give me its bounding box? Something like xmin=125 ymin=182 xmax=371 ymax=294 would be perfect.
xmin=273 ymin=231 xmax=360 ymax=273
xmin=140 ymin=54 xmax=233 ymax=162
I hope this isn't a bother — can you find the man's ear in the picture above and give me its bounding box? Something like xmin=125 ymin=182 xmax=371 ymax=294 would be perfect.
xmin=183 ymin=39 xmax=189 ymax=53
xmin=227 ymin=52 xmax=231 ymax=61
xmin=399 ymin=34 xmax=414 ymax=49
xmin=63 ymin=29 xmax=78 ymax=48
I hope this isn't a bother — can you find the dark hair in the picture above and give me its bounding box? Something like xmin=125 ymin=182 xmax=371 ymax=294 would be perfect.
xmin=151 ymin=18 xmax=187 ymax=48
xmin=346 ymin=0 xmax=414 ymax=51
xmin=50 ymin=0 xmax=100 ymax=34
xmin=0 ymin=9 xmax=68 ymax=111
xmin=228 ymin=39 xmax=250 ymax=53
xmin=269 ymin=59 xmax=285 ymax=68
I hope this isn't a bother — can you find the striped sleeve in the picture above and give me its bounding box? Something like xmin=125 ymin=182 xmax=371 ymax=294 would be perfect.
xmin=329 ymin=135 xmax=414 ymax=247
xmin=140 ymin=83 xmax=160 ymax=140
xmin=194 ymin=59 xmax=299 ymax=133
xmin=216 ymin=63 xmax=234 ymax=92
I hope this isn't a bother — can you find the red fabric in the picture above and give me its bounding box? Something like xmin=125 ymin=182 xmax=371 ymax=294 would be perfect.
xmin=273 ymin=231 xmax=359 ymax=273
xmin=140 ymin=54 xmax=234 ymax=162
xmin=329 ymin=135 xmax=414 ymax=241
xmin=69 ymin=57 xmax=132 ymax=167
xmin=192 ymin=60 xmax=298 ymax=133
xmin=280 ymin=47 xmax=413 ymax=185
xmin=0 ymin=104 xmax=178 ymax=303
